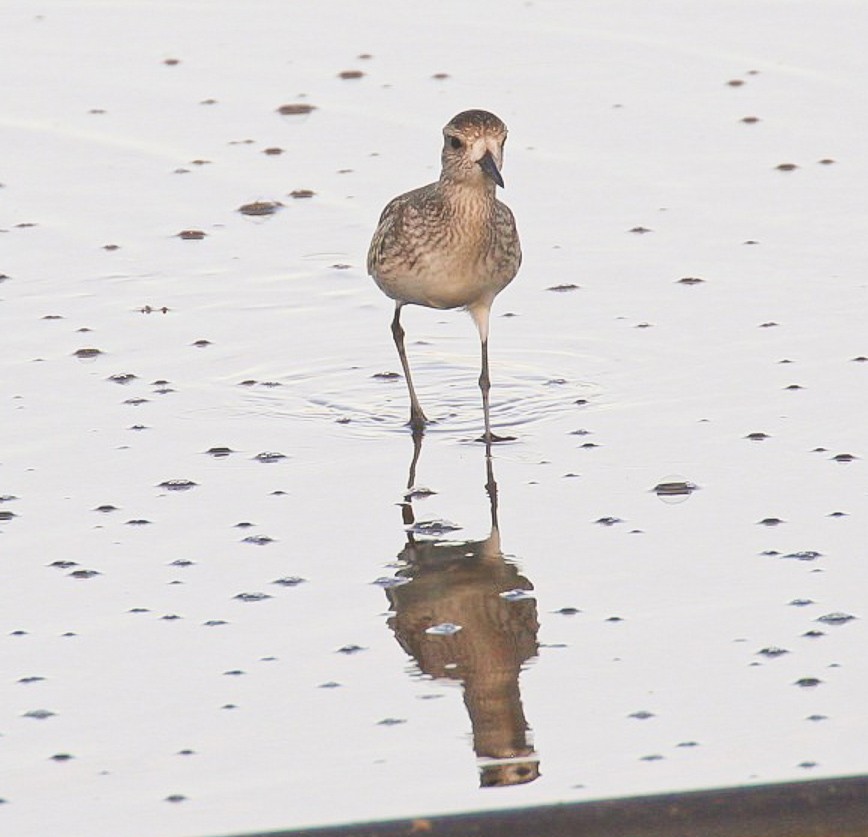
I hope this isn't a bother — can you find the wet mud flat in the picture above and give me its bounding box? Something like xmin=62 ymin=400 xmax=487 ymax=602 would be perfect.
xmin=1 ymin=2 xmax=868 ymax=837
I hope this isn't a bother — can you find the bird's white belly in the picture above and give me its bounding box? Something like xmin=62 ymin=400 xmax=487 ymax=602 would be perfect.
xmin=378 ymin=252 xmax=508 ymax=310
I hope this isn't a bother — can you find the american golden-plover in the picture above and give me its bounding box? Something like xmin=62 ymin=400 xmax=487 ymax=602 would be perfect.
xmin=367 ymin=109 xmax=521 ymax=441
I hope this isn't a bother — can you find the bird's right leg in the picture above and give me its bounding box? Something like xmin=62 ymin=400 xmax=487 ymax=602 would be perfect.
xmin=391 ymin=304 xmax=428 ymax=432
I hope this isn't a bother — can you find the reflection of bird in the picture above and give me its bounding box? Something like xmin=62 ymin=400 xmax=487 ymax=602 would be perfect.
xmin=386 ymin=434 xmax=540 ymax=787
xmin=367 ymin=109 xmax=521 ymax=441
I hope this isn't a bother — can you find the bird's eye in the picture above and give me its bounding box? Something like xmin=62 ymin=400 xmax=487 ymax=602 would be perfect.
xmin=449 ymin=136 xmax=463 ymax=150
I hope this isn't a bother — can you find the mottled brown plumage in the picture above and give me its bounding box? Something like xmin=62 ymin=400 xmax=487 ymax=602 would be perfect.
xmin=368 ymin=109 xmax=521 ymax=439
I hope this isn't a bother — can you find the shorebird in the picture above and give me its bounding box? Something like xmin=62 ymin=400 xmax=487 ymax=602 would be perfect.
xmin=367 ymin=109 xmax=521 ymax=441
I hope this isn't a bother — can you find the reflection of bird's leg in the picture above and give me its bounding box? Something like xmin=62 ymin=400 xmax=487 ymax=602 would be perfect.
xmin=391 ymin=304 xmax=428 ymax=433
xmin=484 ymin=437 xmax=499 ymax=533
xmin=401 ymin=428 xmax=424 ymax=528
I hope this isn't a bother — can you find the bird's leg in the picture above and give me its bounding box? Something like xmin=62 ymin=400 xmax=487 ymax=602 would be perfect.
xmin=391 ymin=305 xmax=428 ymax=432
xmin=472 ymin=304 xmax=516 ymax=444
xmin=479 ymin=335 xmax=494 ymax=443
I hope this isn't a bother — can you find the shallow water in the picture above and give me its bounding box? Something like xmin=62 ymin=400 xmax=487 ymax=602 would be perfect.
xmin=1 ymin=2 xmax=867 ymax=836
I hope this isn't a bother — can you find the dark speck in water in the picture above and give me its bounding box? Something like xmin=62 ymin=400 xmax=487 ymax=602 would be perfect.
xmin=831 ymin=453 xmax=857 ymax=462
xmin=757 ymin=517 xmax=784 ymax=526
xmin=242 ymin=535 xmax=274 ymax=545
xmin=677 ymin=276 xmax=704 ymax=285
xmin=745 ymin=432 xmax=770 ymax=441
xmin=234 ymin=592 xmax=272 ymax=603
xmin=794 ymin=678 xmax=822 ymax=688
xmin=277 ymin=103 xmax=316 ymax=115
xmin=272 ymin=576 xmax=307 ymax=587
xmin=254 ymin=451 xmax=286 ymax=463
xmin=336 ymin=644 xmax=366 ymax=655
xmin=206 ymin=447 xmax=234 ymax=458
xmin=546 ymin=284 xmax=579 ymax=292
xmin=595 ymin=517 xmax=622 ymax=526
xmin=555 ymin=607 xmax=581 ymax=616
xmin=238 ymin=200 xmax=282 ymax=216
xmin=757 ymin=647 xmax=789 ymax=658
xmin=789 ymin=598 xmax=815 ymax=607
xmin=68 ymin=569 xmax=100 ymax=579
xmin=177 ymin=229 xmax=206 ymax=240
xmin=817 ymin=612 xmax=856 ymax=626
xmin=158 ymin=479 xmax=197 ymax=491
xmin=783 ymin=551 xmax=821 ymax=562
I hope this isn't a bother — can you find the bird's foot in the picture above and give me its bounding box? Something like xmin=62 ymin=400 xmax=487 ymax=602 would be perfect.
xmin=408 ymin=411 xmax=429 ymax=436
xmin=476 ymin=431 xmax=517 ymax=444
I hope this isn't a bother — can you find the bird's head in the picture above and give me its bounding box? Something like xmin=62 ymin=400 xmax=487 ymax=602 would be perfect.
xmin=440 ymin=109 xmax=508 ymax=190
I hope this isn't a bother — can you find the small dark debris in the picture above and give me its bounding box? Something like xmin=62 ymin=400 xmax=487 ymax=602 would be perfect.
xmin=338 ymin=70 xmax=364 ymax=79
xmin=629 ymin=711 xmax=655 ymax=720
xmin=206 ymin=446 xmax=234 ymax=458
xmin=652 ymin=481 xmax=697 ymax=497
xmin=289 ymin=189 xmax=316 ymax=199
xmin=758 ymin=321 xmax=778 ymax=328
xmin=69 ymin=569 xmax=100 ymax=579
xmin=18 ymin=676 xmax=46 ymax=684
xmin=254 ymin=451 xmax=286 ymax=463
xmin=817 ymin=612 xmax=856 ymax=626
xmin=783 ymin=551 xmax=821 ymax=562
xmin=24 ymin=709 xmax=56 ymax=720
xmin=757 ymin=647 xmax=789 ymax=658
xmin=776 ymin=163 xmax=798 ymax=171
xmin=677 ymin=277 xmax=704 ymax=285
xmin=741 ymin=116 xmax=760 ymax=124
xmin=336 ymin=644 xmax=366 ymax=655
xmin=757 ymin=517 xmax=784 ymax=526
xmin=629 ymin=226 xmax=652 ymax=234
xmin=140 ymin=305 xmax=169 ymax=314
xmin=103 ymin=244 xmax=120 ymax=251
xmin=546 ymin=283 xmax=579 ymax=292
xmin=432 ymin=73 xmax=450 ymax=80
xmin=165 ymin=795 xmax=187 ymax=804
xmin=794 ymin=678 xmax=822 ymax=688
xmin=726 ymin=79 xmax=745 ymax=87
xmin=158 ymin=479 xmax=197 ymax=491
xmin=242 ymin=535 xmax=274 ymax=546
xmin=177 ymin=230 xmax=206 ymax=240
xmin=789 ymin=598 xmax=815 ymax=607
xmin=818 ymin=158 xmax=835 ymax=165
xmin=806 ymin=714 xmax=828 ymax=722
xmin=192 ymin=339 xmax=211 ymax=348
xmin=784 ymin=384 xmax=804 ymax=390
xmin=272 ymin=576 xmax=307 ymax=587
xmin=238 ymin=201 xmax=282 ymax=216
xmin=372 ymin=371 xmax=400 ymax=380
xmin=263 ymin=147 xmax=284 ymax=155
xmin=73 ymin=348 xmax=103 ymax=359
xmin=277 ymin=103 xmax=316 ymax=115
xmin=125 ymin=519 xmax=151 ymax=526
xmin=160 ymin=614 xmax=182 ymax=621
xmin=49 ymin=753 xmax=74 ymax=762
xmin=107 ymin=373 xmax=137 ymax=384
xmin=555 ymin=607 xmax=581 ymax=616
xmin=595 ymin=516 xmax=622 ymax=526
xmin=831 ymin=453 xmax=858 ymax=462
